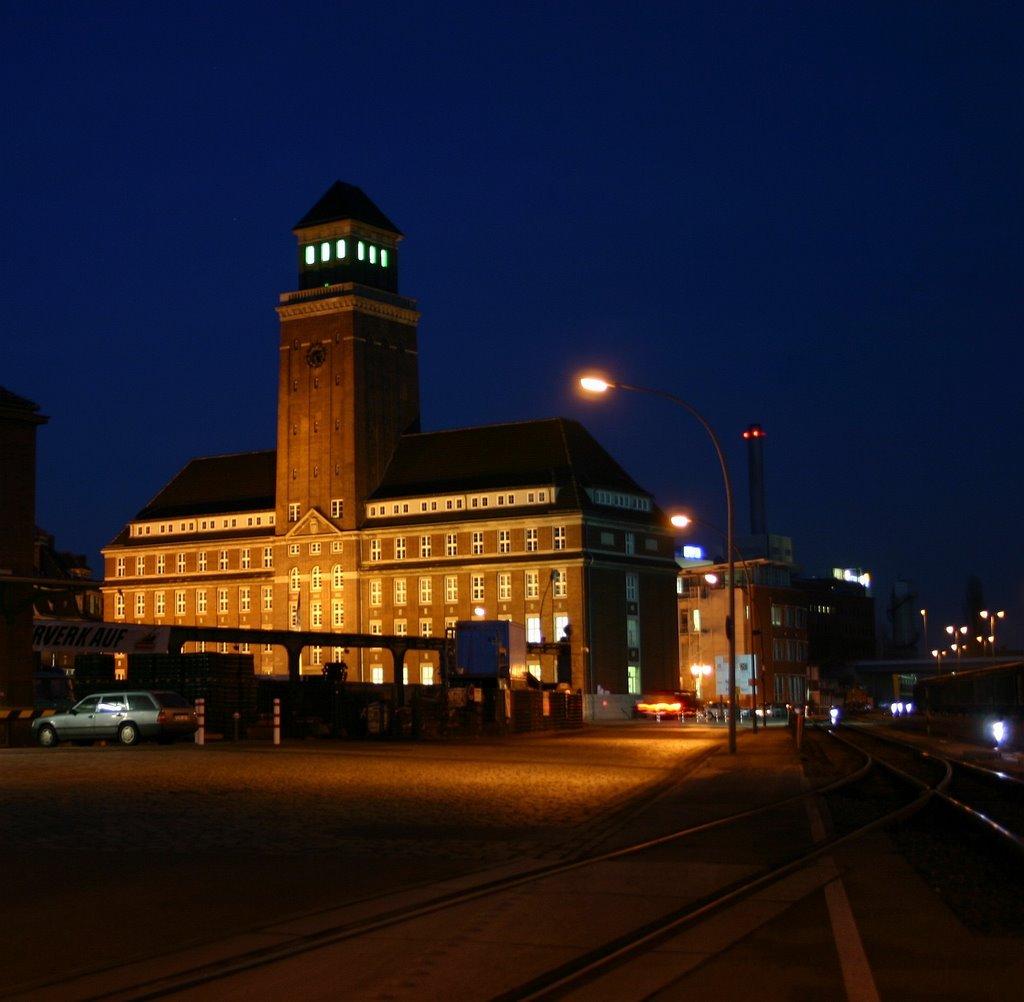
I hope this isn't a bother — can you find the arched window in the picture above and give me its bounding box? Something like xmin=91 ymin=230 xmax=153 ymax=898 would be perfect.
xmin=289 ymin=567 xmax=300 ymax=592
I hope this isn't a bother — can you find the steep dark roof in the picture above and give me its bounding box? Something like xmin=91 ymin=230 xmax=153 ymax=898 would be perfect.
xmin=294 ymin=181 xmax=402 ymax=235
xmin=135 ymin=451 xmax=276 ymax=520
xmin=371 ymin=418 xmax=655 ymax=513
xmin=0 ymin=385 xmax=47 ymax=423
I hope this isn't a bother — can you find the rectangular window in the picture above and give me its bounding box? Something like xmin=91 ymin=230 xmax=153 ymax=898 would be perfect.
xmin=394 ymin=578 xmax=407 ymax=605
xmin=369 ymin=538 xmax=381 ymax=561
xmin=371 ymin=665 xmax=384 ymax=685
xmin=526 ymin=615 xmax=541 ymax=644
xmin=554 ymin=614 xmax=570 ymax=643
xmin=240 ymin=587 xmax=251 ymax=612
xmin=331 ymin=499 xmax=343 ymax=519
xmin=420 ymin=535 xmax=432 ymax=558
xmin=241 ymin=548 xmax=251 ymax=569
xmin=394 ymin=618 xmax=407 ymax=636
xmin=419 ymin=619 xmax=433 ymax=638
xmin=155 ymin=592 xmax=166 ymax=616
xmin=198 ymin=551 xmax=208 ymax=572
xmin=156 ymin=554 xmax=166 ymax=575
xmin=553 ymin=569 xmax=567 ymax=598
xmin=218 ymin=550 xmax=229 ymax=571
xmin=218 ymin=588 xmax=229 ymax=614
xmin=625 ymin=573 xmax=639 ymax=603
xmin=369 ymin=579 xmax=382 ymax=606
xmin=394 ymin=537 xmax=407 ymax=560
xmin=175 ymin=590 xmax=186 ymax=615
xmin=553 ymin=526 xmax=566 ymax=550
xmin=625 ymin=532 xmax=635 ymax=555
xmin=288 ymin=503 xmax=300 ymax=522
xmin=498 ymin=529 xmax=511 ymax=553
xmin=525 ymin=570 xmax=539 ymax=599
xmin=115 ymin=592 xmax=125 ymax=618
xmin=263 ymin=547 xmax=273 ymax=568
xmin=116 ymin=556 xmax=126 ymax=577
xmin=136 ymin=555 xmax=146 ymax=576
xmin=262 ymin=586 xmax=273 ymax=612
xmin=498 ymin=572 xmax=512 ymax=601
xmin=472 ymin=574 xmax=485 ymax=601
xmin=472 ymin=531 xmax=484 ymax=555
xmin=332 ymin=599 xmax=344 ymax=627
xmin=177 ymin=553 xmax=186 ymax=574
xmin=525 ymin=528 xmax=538 ymax=552
xmin=420 ymin=664 xmax=434 ymax=686
xmin=311 ymin=601 xmax=323 ymax=628
xmin=627 ymin=665 xmax=641 ymax=695
xmin=419 ymin=577 xmax=433 ymax=604
xmin=444 ymin=575 xmax=458 ymax=603
xmin=196 ymin=590 xmax=208 ymax=614
xmin=446 ymin=533 xmax=458 ymax=556
xmin=626 ymin=615 xmax=640 ymax=648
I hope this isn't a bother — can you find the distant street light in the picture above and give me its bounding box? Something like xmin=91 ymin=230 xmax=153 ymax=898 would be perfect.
xmin=945 ymin=624 xmax=968 ymax=669
xmin=579 ymin=374 xmax=737 ymax=753
xmin=931 ymin=648 xmax=946 ymax=673
xmin=979 ymin=609 xmax=1005 ymax=658
xmin=920 ymin=608 xmax=928 ymax=653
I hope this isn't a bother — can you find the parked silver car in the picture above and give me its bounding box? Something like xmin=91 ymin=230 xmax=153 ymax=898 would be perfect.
xmin=33 ymin=690 xmax=198 ymax=747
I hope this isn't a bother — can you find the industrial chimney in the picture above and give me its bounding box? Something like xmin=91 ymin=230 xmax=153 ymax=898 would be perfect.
xmin=743 ymin=423 xmax=767 ymax=536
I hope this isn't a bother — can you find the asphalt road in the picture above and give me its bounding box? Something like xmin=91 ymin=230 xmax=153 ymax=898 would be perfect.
xmin=0 ymin=723 xmax=713 ymax=992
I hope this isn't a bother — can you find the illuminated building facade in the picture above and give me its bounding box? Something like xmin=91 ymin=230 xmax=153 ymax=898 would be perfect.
xmin=101 ymin=183 xmax=680 ymax=698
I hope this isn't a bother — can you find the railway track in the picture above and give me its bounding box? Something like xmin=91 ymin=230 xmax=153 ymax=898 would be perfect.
xmin=13 ymin=732 xmax=956 ymax=1002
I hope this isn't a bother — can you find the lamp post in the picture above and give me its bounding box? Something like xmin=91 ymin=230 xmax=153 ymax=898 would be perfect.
xmin=979 ymin=609 xmax=1005 ymax=658
xmin=920 ymin=608 xmax=928 ymax=655
xmin=945 ymin=624 xmax=968 ymax=669
xmin=931 ymin=648 xmax=946 ymax=674
xmin=580 ymin=375 xmax=738 ymax=753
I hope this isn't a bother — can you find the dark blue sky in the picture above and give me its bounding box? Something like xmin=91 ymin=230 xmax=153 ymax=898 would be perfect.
xmin=4 ymin=2 xmax=1022 ymax=650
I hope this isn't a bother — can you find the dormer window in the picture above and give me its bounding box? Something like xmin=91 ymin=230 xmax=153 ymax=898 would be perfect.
xmin=304 ymin=245 xmax=315 ymax=265
xmin=335 ymin=239 xmax=346 ymax=259
xmin=320 ymin=242 xmax=330 ymax=262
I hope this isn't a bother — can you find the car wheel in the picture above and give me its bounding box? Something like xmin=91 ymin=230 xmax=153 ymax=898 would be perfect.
xmin=37 ymin=724 xmax=59 ymax=748
xmin=118 ymin=722 xmax=140 ymax=746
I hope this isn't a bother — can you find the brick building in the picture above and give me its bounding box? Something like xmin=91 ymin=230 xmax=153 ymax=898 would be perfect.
xmin=101 ymin=183 xmax=680 ymax=699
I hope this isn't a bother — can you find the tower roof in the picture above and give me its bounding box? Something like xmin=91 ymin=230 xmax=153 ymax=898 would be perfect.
xmin=294 ymin=181 xmax=402 ymax=235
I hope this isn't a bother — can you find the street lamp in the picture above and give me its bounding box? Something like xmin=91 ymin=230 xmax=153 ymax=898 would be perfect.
xmin=931 ymin=648 xmax=946 ymax=673
xmin=920 ymin=608 xmax=928 ymax=653
xmin=979 ymin=609 xmax=1005 ymax=658
xmin=945 ymin=624 xmax=968 ymax=669
xmin=579 ymin=374 xmax=738 ymax=753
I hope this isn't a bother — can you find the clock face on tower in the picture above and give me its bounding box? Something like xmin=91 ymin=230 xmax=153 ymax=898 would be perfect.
xmin=306 ymin=344 xmax=326 ymax=368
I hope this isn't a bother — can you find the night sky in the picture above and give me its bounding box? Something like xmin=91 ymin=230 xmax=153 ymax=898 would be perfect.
xmin=4 ymin=2 xmax=1022 ymax=651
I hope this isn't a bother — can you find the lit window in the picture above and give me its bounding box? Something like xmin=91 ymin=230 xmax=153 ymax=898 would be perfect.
xmin=553 ymin=526 xmax=566 ymax=551
xmin=554 ymin=570 xmax=567 ymax=598
xmin=445 ymin=576 xmax=458 ymax=603
xmin=499 ymin=530 xmax=511 ymax=554
xmin=370 ymin=538 xmax=381 ymax=561
xmin=115 ymin=592 xmax=125 ymax=618
xmin=395 ymin=537 xmax=407 ymax=559
xmin=304 ymin=245 xmax=315 ymax=265
xmin=357 ymin=240 xmax=365 ymax=261
xmin=525 ymin=571 xmax=539 ymax=599
xmin=472 ymin=574 xmax=484 ymax=601
xmin=335 ymin=239 xmax=346 ymax=259
xmin=498 ymin=572 xmax=511 ymax=601
xmin=419 ymin=577 xmax=432 ymax=604
xmin=262 ymin=587 xmax=273 ymax=611
xmin=369 ymin=245 xmax=377 ymax=264
xmin=320 ymin=241 xmax=330 ymax=262
xmin=526 ymin=528 xmax=538 ymax=552
xmin=369 ymin=579 xmax=382 ymax=606
xmin=380 ymin=249 xmax=389 ymax=268
xmin=311 ymin=566 xmax=322 ymax=591
xmin=472 ymin=532 xmax=484 ymax=555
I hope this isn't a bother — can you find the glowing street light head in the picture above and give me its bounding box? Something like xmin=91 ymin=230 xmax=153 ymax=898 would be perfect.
xmin=579 ymin=375 xmax=613 ymax=394
xmin=670 ymin=514 xmax=692 ymax=528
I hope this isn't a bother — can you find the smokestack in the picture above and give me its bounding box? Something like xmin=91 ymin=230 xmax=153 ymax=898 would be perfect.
xmin=743 ymin=423 xmax=767 ymax=535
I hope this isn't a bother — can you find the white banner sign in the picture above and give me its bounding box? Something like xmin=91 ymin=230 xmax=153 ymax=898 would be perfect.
xmin=714 ymin=654 xmax=757 ymax=696
xmin=32 ymin=621 xmax=171 ymax=654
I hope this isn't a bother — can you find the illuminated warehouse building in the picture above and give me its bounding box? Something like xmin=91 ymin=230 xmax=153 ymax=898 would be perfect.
xmin=102 ymin=183 xmax=679 ymax=699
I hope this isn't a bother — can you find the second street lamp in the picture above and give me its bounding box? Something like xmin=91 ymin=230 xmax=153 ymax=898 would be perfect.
xmin=579 ymin=374 xmax=738 ymax=753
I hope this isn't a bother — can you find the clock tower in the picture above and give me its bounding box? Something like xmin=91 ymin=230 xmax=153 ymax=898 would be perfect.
xmin=275 ymin=182 xmax=421 ymax=532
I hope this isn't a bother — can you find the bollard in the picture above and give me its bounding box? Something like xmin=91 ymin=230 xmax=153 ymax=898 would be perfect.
xmin=273 ymin=697 xmax=281 ymax=746
xmin=195 ymin=698 xmax=205 ymax=746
